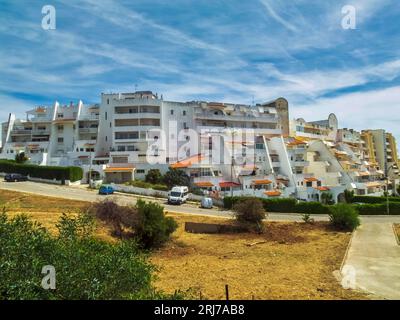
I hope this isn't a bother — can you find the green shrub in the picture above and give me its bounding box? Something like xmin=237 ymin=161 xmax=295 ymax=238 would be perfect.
xmin=145 ymin=169 xmax=163 ymax=184
xmin=0 ymin=211 xmax=170 ymax=300
xmin=163 ymin=168 xmax=190 ymax=188
xmin=125 ymin=180 xmax=169 ymax=191
xmin=15 ymin=152 xmax=28 ymax=164
xmin=233 ymin=198 xmax=266 ymax=224
xmin=0 ymin=160 xmax=83 ymax=182
xmin=134 ymin=199 xmax=178 ymax=249
xmin=344 ymin=189 xmax=355 ymax=203
xmin=328 ymin=203 xmax=360 ymax=231
xmin=295 ymin=201 xmax=328 ymax=214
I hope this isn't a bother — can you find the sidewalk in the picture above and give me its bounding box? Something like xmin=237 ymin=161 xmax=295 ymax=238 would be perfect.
xmin=343 ymin=222 xmax=400 ymax=299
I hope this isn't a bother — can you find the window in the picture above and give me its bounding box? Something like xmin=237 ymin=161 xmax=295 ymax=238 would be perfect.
xmin=117 ymin=146 xmax=126 ymax=152
xmin=57 ymin=113 xmax=63 ymax=118
xmin=127 ymin=145 xmax=136 ymax=151
xmin=115 ymin=132 xmax=139 ymax=140
xmin=170 ymin=110 xmax=174 ymax=115
xmin=136 ymin=169 xmax=145 ymax=174
xmin=105 ymin=112 xmax=107 ymax=120
xmin=58 ymin=125 xmax=63 ymax=131
xmin=58 ymin=137 xmax=64 ymax=143
xmin=107 ymin=99 xmax=109 ymax=104
xmin=183 ymin=110 xmax=186 ymax=116
xmin=183 ymin=122 xmax=188 ymax=129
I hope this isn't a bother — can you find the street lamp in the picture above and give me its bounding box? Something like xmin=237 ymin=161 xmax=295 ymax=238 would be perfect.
xmin=385 ymin=163 xmax=397 ymax=215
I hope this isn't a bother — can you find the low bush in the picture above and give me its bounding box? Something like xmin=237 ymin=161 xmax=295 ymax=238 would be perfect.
xmin=145 ymin=169 xmax=163 ymax=184
xmin=134 ymin=199 xmax=178 ymax=249
xmin=125 ymin=180 xmax=169 ymax=191
xmin=87 ymin=200 xmax=138 ymax=237
xmin=0 ymin=211 xmax=175 ymax=300
xmin=328 ymin=203 xmax=360 ymax=231
xmin=233 ymin=198 xmax=266 ymax=224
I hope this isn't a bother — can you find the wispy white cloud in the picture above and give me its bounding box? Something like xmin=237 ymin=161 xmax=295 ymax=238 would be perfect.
xmin=259 ymin=0 xmax=298 ymax=32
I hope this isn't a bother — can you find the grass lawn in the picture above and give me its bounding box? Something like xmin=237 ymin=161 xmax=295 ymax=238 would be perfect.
xmin=0 ymin=189 xmax=368 ymax=300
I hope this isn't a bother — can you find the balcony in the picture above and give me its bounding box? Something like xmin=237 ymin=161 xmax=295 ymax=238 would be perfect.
xmin=11 ymin=129 xmax=32 ymax=135
xmin=79 ymin=114 xmax=99 ymax=121
xmin=32 ymin=130 xmax=50 ymax=135
xmin=195 ymin=112 xmax=278 ymax=123
xmin=79 ymin=127 xmax=98 ymax=134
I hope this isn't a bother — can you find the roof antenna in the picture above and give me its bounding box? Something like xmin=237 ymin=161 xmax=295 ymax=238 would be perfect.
xmin=252 ymin=95 xmax=255 ymax=107
xmin=134 ymin=84 xmax=138 ymax=92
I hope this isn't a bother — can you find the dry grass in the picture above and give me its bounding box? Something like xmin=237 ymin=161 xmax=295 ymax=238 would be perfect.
xmin=0 ymin=189 xmax=368 ymax=299
xmin=395 ymin=224 xmax=400 ymax=244
xmin=0 ymin=189 xmax=114 ymax=241
xmin=151 ymin=214 xmax=369 ymax=300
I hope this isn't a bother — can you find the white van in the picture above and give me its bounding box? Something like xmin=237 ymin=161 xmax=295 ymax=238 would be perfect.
xmin=167 ymin=186 xmax=189 ymax=205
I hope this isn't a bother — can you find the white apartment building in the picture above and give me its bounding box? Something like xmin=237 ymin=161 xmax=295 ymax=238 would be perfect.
xmin=1 ymin=91 xmax=398 ymax=201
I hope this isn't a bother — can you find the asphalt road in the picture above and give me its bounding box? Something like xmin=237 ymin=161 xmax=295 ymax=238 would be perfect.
xmin=0 ymin=180 xmax=325 ymax=222
xmin=1 ymin=180 xmax=400 ymax=224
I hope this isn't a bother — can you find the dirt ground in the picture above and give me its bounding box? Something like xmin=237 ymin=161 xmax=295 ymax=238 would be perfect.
xmin=151 ymin=214 xmax=369 ymax=300
xmin=1 ymin=189 xmax=368 ymax=299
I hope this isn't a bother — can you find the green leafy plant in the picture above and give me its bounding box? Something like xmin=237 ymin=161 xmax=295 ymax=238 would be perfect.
xmin=134 ymin=199 xmax=178 ymax=249
xmin=301 ymin=213 xmax=314 ymax=224
xmin=163 ymin=168 xmax=190 ymax=188
xmin=344 ymin=189 xmax=355 ymax=203
xmin=328 ymin=203 xmax=360 ymax=231
xmin=15 ymin=152 xmax=29 ymax=164
xmin=145 ymin=169 xmax=163 ymax=184
xmin=0 ymin=211 xmax=169 ymax=300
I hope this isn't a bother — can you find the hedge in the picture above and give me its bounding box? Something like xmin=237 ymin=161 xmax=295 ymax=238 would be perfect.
xmin=294 ymin=201 xmax=328 ymax=215
xmin=353 ymin=202 xmax=400 ymax=215
xmin=0 ymin=160 xmax=83 ymax=182
xmin=223 ymin=196 xmax=327 ymax=214
xmin=352 ymin=195 xmax=400 ymax=204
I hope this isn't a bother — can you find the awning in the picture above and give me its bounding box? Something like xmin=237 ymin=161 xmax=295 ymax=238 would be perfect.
xmin=219 ymin=182 xmax=241 ymax=188
xmin=194 ymin=181 xmax=214 ymax=188
xmin=252 ymin=179 xmax=272 ymax=185
xmin=315 ymin=186 xmax=330 ymax=191
xmin=170 ymin=154 xmax=204 ymax=169
xmin=365 ymin=181 xmax=382 ymax=188
xmin=304 ymin=177 xmax=319 ymax=182
xmin=264 ymin=190 xmax=281 ymax=197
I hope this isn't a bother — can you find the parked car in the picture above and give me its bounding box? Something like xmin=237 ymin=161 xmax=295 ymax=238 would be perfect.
xmin=167 ymin=186 xmax=189 ymax=205
xmin=200 ymin=196 xmax=213 ymax=209
xmin=4 ymin=173 xmax=28 ymax=182
xmin=98 ymin=185 xmax=114 ymax=195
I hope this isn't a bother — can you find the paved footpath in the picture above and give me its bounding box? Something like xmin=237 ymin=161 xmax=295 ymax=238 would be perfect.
xmin=343 ymin=222 xmax=400 ymax=299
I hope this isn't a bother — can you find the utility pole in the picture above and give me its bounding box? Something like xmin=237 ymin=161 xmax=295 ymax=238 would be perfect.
xmin=230 ymin=129 xmax=235 ymax=198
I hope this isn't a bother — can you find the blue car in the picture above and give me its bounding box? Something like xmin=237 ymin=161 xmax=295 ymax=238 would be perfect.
xmin=99 ymin=185 xmax=114 ymax=195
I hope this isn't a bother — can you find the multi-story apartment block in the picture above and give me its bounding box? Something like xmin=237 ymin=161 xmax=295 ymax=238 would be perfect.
xmin=289 ymin=113 xmax=338 ymax=141
xmin=1 ymin=101 xmax=99 ymax=169
xmin=361 ymin=130 xmax=400 ymax=179
xmin=1 ymin=90 xmax=399 ymax=201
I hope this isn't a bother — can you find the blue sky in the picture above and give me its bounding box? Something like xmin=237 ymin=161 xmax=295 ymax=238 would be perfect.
xmin=1 ymin=0 xmax=400 ymax=140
